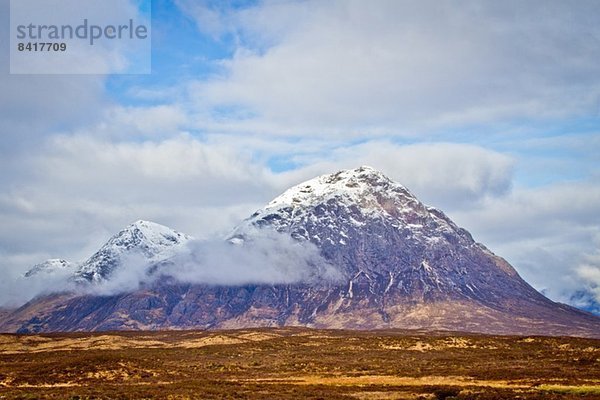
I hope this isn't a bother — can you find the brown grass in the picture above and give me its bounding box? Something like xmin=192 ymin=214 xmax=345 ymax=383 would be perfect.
xmin=0 ymin=328 xmax=598 ymax=399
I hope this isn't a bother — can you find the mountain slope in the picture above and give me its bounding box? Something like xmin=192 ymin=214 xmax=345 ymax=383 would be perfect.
xmin=1 ymin=167 xmax=599 ymax=337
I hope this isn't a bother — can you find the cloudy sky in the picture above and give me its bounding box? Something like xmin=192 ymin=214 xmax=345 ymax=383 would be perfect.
xmin=1 ymin=0 xmax=599 ymax=311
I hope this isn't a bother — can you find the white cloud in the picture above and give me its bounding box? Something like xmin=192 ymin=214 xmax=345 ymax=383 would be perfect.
xmin=0 ymin=133 xmax=276 ymax=277
xmin=36 ymin=133 xmax=268 ymax=194
xmin=575 ymin=243 xmax=600 ymax=306
xmin=451 ymin=182 xmax=600 ymax=244
xmin=0 ymin=261 xmax=78 ymax=308
xmin=578 ymin=264 xmax=600 ymax=295
xmin=174 ymin=0 xmax=230 ymax=39
xmin=179 ymin=0 xmax=600 ymax=136
xmin=106 ymin=105 xmax=188 ymax=138
xmin=267 ymin=141 xmax=515 ymax=210
xmin=447 ymin=181 xmax=600 ymax=305
xmin=163 ymin=229 xmax=342 ymax=287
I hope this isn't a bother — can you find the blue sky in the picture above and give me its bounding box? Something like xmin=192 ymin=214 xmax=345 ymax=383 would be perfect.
xmin=1 ymin=0 xmax=599 ymax=311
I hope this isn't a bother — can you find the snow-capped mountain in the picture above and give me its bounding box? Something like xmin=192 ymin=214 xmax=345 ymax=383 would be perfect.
xmin=23 ymin=220 xmax=192 ymax=283
xmin=75 ymin=220 xmax=192 ymax=282
xmin=233 ymin=166 xmax=526 ymax=306
xmin=24 ymin=259 xmax=74 ymax=278
xmin=2 ymin=167 xmax=599 ymax=336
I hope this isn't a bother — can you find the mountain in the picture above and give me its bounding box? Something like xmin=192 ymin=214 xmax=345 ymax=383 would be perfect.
xmin=1 ymin=167 xmax=599 ymax=337
xmin=24 ymin=259 xmax=73 ymax=278
xmin=23 ymin=220 xmax=192 ymax=283
xmin=232 ymin=165 xmax=525 ymax=306
xmin=74 ymin=220 xmax=192 ymax=282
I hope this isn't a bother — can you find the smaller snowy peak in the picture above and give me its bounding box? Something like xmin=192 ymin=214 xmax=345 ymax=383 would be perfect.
xmin=24 ymin=259 xmax=73 ymax=278
xmin=75 ymin=220 xmax=193 ymax=282
xmin=120 ymin=220 xmax=192 ymax=250
xmin=264 ymin=166 xmax=419 ymax=213
xmin=97 ymin=220 xmax=192 ymax=255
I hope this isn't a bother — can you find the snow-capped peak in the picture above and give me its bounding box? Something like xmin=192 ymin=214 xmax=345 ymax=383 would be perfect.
xmin=262 ymin=166 xmax=422 ymax=216
xmin=24 ymin=259 xmax=73 ymax=278
xmin=233 ymin=166 xmax=475 ymax=261
xmin=125 ymin=220 xmax=191 ymax=248
xmin=74 ymin=220 xmax=193 ymax=282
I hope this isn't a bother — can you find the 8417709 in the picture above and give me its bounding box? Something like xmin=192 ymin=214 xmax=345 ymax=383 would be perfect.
xmin=18 ymin=42 xmax=67 ymax=51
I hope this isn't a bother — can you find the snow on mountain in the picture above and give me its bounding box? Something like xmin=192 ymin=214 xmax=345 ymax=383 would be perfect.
xmin=24 ymin=259 xmax=74 ymax=278
xmin=75 ymin=220 xmax=192 ymax=282
xmin=264 ymin=165 xmax=418 ymax=213
xmin=235 ymin=165 xmax=472 ymax=246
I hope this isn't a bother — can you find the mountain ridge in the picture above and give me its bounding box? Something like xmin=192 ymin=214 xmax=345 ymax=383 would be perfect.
xmin=24 ymin=220 xmax=193 ymax=283
xmin=3 ymin=166 xmax=599 ymax=337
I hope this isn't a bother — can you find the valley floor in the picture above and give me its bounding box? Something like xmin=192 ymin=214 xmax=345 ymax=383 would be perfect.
xmin=0 ymin=328 xmax=599 ymax=399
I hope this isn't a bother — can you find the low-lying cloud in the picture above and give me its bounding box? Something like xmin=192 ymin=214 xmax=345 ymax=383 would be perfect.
xmin=93 ymin=229 xmax=343 ymax=296
xmin=0 ymin=263 xmax=78 ymax=309
xmin=0 ymin=229 xmax=342 ymax=308
xmin=167 ymin=230 xmax=343 ymax=286
xmin=574 ymin=244 xmax=600 ymax=313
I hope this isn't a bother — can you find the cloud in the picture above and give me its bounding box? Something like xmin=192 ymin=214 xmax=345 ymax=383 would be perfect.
xmin=165 ymin=230 xmax=342 ymax=286
xmin=264 ymin=141 xmax=515 ymax=211
xmin=0 ymin=133 xmax=279 ymax=273
xmin=0 ymin=137 xmax=517 ymax=292
xmin=179 ymin=0 xmax=600 ymax=136
xmin=99 ymin=105 xmax=189 ymax=139
xmin=447 ymin=180 xmax=600 ymax=306
xmin=173 ymin=0 xmax=233 ymax=39
xmin=0 ymin=0 xmax=151 ymax=155
xmin=575 ymin=244 xmax=600 ymax=307
xmin=0 ymin=228 xmax=342 ymax=307
xmin=451 ymin=182 xmax=600 ymax=244
xmin=577 ymin=265 xmax=600 ymax=297
xmin=0 ymin=261 xmax=78 ymax=308
xmin=30 ymin=133 xmax=275 ymax=208
xmin=0 ymin=0 xmax=110 ymax=194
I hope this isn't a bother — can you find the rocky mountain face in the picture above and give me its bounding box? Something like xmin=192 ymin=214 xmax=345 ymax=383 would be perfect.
xmin=2 ymin=167 xmax=599 ymax=337
xmin=233 ymin=166 xmax=533 ymax=307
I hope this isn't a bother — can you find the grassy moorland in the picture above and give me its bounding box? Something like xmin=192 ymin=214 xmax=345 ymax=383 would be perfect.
xmin=0 ymin=328 xmax=598 ymax=399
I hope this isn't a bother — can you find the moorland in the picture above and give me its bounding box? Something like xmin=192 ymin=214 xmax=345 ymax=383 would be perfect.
xmin=0 ymin=328 xmax=599 ymax=399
